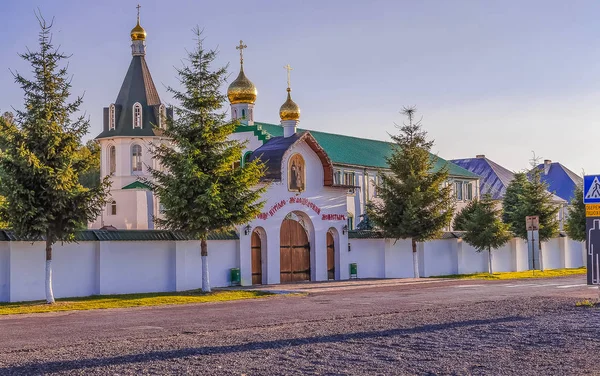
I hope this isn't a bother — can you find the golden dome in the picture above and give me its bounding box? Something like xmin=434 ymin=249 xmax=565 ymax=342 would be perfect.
xmin=131 ymin=21 xmax=146 ymax=41
xmin=279 ymin=88 xmax=300 ymax=121
xmin=227 ymin=66 xmax=257 ymax=104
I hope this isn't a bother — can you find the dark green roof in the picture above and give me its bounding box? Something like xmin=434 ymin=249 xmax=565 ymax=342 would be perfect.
xmin=96 ymin=56 xmax=166 ymax=139
xmin=235 ymin=122 xmax=478 ymax=178
xmin=0 ymin=230 xmax=238 ymax=242
xmin=122 ymin=181 xmax=152 ymax=190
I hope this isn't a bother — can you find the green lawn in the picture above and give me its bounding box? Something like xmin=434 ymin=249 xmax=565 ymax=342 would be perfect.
xmin=0 ymin=290 xmax=274 ymax=316
xmin=432 ymin=267 xmax=587 ymax=280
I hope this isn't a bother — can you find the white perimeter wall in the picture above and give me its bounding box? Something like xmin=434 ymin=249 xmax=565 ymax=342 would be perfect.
xmin=2 ymin=236 xmax=586 ymax=302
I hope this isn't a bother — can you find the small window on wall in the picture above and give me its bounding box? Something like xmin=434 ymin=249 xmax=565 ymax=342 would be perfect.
xmin=132 ymin=144 xmax=143 ymax=172
xmin=333 ymin=170 xmax=342 ymax=185
xmin=347 ymin=214 xmax=354 ymax=230
xmin=110 ymin=200 xmax=117 ymax=215
xmin=109 ymin=145 xmax=116 ymax=175
xmin=455 ymin=181 xmax=464 ymax=200
xmin=241 ymin=109 xmax=246 ymax=119
xmin=343 ymin=171 xmax=355 ymax=186
xmin=133 ymin=103 xmax=142 ymax=128
xmin=466 ymin=182 xmax=473 ymax=201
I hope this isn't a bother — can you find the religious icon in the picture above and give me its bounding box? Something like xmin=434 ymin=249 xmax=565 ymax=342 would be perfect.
xmin=289 ymin=154 xmax=305 ymax=192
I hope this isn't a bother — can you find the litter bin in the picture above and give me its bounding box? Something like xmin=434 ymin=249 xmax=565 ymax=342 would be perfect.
xmin=349 ymin=263 xmax=358 ymax=279
xmin=230 ymin=268 xmax=241 ymax=286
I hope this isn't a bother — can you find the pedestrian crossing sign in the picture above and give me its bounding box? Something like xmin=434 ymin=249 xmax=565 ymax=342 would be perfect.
xmin=584 ymin=175 xmax=600 ymax=204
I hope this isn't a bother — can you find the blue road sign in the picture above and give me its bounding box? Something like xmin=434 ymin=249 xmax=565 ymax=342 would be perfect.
xmin=584 ymin=175 xmax=600 ymax=204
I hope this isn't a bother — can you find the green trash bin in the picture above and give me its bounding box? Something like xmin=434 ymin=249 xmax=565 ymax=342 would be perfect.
xmin=230 ymin=268 xmax=241 ymax=286
xmin=349 ymin=263 xmax=358 ymax=279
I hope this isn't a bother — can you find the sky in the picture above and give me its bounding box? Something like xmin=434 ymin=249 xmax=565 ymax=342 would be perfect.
xmin=0 ymin=0 xmax=599 ymax=174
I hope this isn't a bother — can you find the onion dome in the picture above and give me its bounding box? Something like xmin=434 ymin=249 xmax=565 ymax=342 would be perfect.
xmin=279 ymin=88 xmax=301 ymax=121
xmin=227 ymin=66 xmax=257 ymax=104
xmin=131 ymin=21 xmax=146 ymax=41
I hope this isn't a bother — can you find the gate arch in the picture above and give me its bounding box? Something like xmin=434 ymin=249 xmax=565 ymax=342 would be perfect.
xmin=280 ymin=212 xmax=313 ymax=283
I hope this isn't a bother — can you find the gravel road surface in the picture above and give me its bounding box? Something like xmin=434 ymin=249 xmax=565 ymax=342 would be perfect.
xmin=0 ymin=276 xmax=598 ymax=375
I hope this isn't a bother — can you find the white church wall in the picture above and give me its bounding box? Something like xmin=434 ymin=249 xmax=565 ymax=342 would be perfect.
xmin=491 ymin=242 xmax=513 ymax=272
xmin=347 ymin=239 xmax=385 ymax=278
xmin=458 ymin=241 xmax=488 ymax=274
xmin=384 ymin=239 xmax=415 ymax=278
xmin=421 ymin=240 xmax=458 ymax=277
xmin=564 ymin=239 xmax=585 ymax=268
xmin=514 ymin=238 xmax=530 ymax=271
xmin=542 ymin=238 xmax=563 ymax=270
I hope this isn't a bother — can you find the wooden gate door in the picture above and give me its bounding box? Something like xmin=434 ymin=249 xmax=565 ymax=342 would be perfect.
xmin=280 ymin=219 xmax=310 ymax=283
xmin=327 ymin=232 xmax=335 ymax=280
xmin=251 ymin=232 xmax=262 ymax=285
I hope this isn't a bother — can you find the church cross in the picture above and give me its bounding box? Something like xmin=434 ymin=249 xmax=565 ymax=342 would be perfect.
xmin=136 ymin=4 xmax=141 ymax=23
xmin=236 ymin=40 xmax=247 ymax=65
xmin=284 ymin=64 xmax=293 ymax=89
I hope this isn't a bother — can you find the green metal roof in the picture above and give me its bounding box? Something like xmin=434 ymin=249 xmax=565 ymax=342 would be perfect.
xmin=235 ymin=122 xmax=478 ymax=178
xmin=122 ymin=181 xmax=152 ymax=190
xmin=0 ymin=230 xmax=239 ymax=242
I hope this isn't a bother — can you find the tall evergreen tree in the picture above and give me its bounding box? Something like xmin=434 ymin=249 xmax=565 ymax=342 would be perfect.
xmin=502 ymin=170 xmax=559 ymax=269
xmin=0 ymin=16 xmax=110 ymax=303
xmin=147 ymin=30 xmax=266 ymax=292
xmin=566 ymin=184 xmax=585 ymax=242
xmin=370 ymin=107 xmax=454 ymax=278
xmin=454 ymin=194 xmax=512 ymax=274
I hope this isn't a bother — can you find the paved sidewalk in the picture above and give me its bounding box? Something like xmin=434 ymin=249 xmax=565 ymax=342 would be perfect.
xmin=226 ymin=277 xmax=452 ymax=293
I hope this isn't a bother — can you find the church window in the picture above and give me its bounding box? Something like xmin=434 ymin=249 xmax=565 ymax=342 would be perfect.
xmin=159 ymin=104 xmax=166 ymax=129
xmin=110 ymin=200 xmax=117 ymax=215
xmin=133 ymin=103 xmax=142 ymax=128
xmin=241 ymin=109 xmax=246 ymax=119
xmin=288 ymin=154 xmax=305 ymax=192
xmin=131 ymin=144 xmax=143 ymax=172
xmin=242 ymin=151 xmax=252 ymax=167
xmin=109 ymin=104 xmax=116 ymax=130
xmin=347 ymin=213 xmax=354 ymax=230
xmin=343 ymin=171 xmax=355 ymax=186
xmin=333 ymin=169 xmax=342 ymax=185
xmin=455 ymin=181 xmax=464 ymax=201
xmin=109 ymin=145 xmax=116 ymax=175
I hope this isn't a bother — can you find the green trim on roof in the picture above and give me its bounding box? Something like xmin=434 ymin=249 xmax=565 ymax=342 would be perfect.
xmin=122 ymin=181 xmax=152 ymax=190
xmin=234 ymin=122 xmax=478 ymax=179
xmin=0 ymin=229 xmax=238 ymax=242
xmin=234 ymin=124 xmax=271 ymax=143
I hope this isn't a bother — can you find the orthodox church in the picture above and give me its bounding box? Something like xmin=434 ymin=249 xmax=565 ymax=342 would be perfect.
xmin=90 ymin=14 xmax=480 ymax=284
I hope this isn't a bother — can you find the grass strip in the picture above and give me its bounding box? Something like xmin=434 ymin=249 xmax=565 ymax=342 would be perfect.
xmin=0 ymin=290 xmax=274 ymax=315
xmin=432 ymin=267 xmax=587 ymax=280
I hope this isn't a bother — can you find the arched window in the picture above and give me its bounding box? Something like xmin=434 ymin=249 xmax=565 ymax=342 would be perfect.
xmin=133 ymin=103 xmax=142 ymax=128
xmin=241 ymin=109 xmax=246 ymax=119
xmin=131 ymin=144 xmax=142 ymax=172
xmin=109 ymin=104 xmax=116 ymax=130
xmin=110 ymin=200 xmax=117 ymax=215
xmin=159 ymin=104 xmax=166 ymax=129
xmin=242 ymin=151 xmax=252 ymax=167
xmin=288 ymin=154 xmax=305 ymax=192
xmin=108 ymin=145 xmax=116 ymax=175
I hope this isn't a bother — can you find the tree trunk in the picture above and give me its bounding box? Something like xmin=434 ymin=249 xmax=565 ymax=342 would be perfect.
xmin=488 ymin=247 xmax=493 ymax=275
xmin=201 ymin=238 xmax=211 ymax=293
xmin=412 ymin=238 xmax=420 ymax=278
xmin=45 ymin=238 xmax=55 ymax=304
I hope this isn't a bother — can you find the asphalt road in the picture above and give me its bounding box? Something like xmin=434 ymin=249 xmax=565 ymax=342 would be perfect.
xmin=0 ymin=276 xmax=598 ymax=375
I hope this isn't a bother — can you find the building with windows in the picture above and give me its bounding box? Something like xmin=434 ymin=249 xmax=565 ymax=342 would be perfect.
xmin=90 ymin=14 xmax=480 ymax=284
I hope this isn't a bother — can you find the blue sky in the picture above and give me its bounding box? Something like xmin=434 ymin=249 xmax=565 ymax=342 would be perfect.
xmin=0 ymin=0 xmax=598 ymax=174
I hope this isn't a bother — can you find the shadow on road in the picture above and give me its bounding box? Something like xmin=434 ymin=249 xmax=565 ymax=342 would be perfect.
xmin=1 ymin=316 xmax=527 ymax=374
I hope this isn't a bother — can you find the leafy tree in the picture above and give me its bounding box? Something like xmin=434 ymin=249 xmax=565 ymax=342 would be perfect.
xmin=0 ymin=16 xmax=110 ymax=303
xmin=147 ymin=30 xmax=266 ymax=292
xmin=454 ymin=194 xmax=512 ymax=274
xmin=502 ymin=170 xmax=559 ymax=269
xmin=369 ymin=107 xmax=454 ymax=278
xmin=566 ymin=184 xmax=585 ymax=242
xmin=79 ymin=140 xmax=101 ymax=189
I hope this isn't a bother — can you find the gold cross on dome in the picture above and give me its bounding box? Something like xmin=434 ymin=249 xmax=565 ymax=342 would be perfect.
xmin=136 ymin=4 xmax=141 ymax=22
xmin=284 ymin=64 xmax=293 ymax=89
xmin=236 ymin=40 xmax=247 ymax=64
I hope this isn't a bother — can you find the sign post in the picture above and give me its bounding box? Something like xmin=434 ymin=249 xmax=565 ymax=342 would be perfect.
xmin=583 ymin=174 xmax=600 ymax=296
xmin=526 ymin=216 xmax=540 ymax=274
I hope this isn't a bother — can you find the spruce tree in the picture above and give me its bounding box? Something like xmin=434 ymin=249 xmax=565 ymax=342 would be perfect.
xmin=502 ymin=170 xmax=559 ymax=269
xmin=566 ymin=184 xmax=585 ymax=242
xmin=147 ymin=30 xmax=266 ymax=292
xmin=370 ymin=107 xmax=454 ymax=278
xmin=454 ymin=194 xmax=512 ymax=274
xmin=0 ymin=16 xmax=110 ymax=303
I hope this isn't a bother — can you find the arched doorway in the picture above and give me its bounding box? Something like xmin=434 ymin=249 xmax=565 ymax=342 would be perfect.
xmin=327 ymin=231 xmax=335 ymax=280
xmin=280 ymin=217 xmax=310 ymax=283
xmin=251 ymin=231 xmax=262 ymax=285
